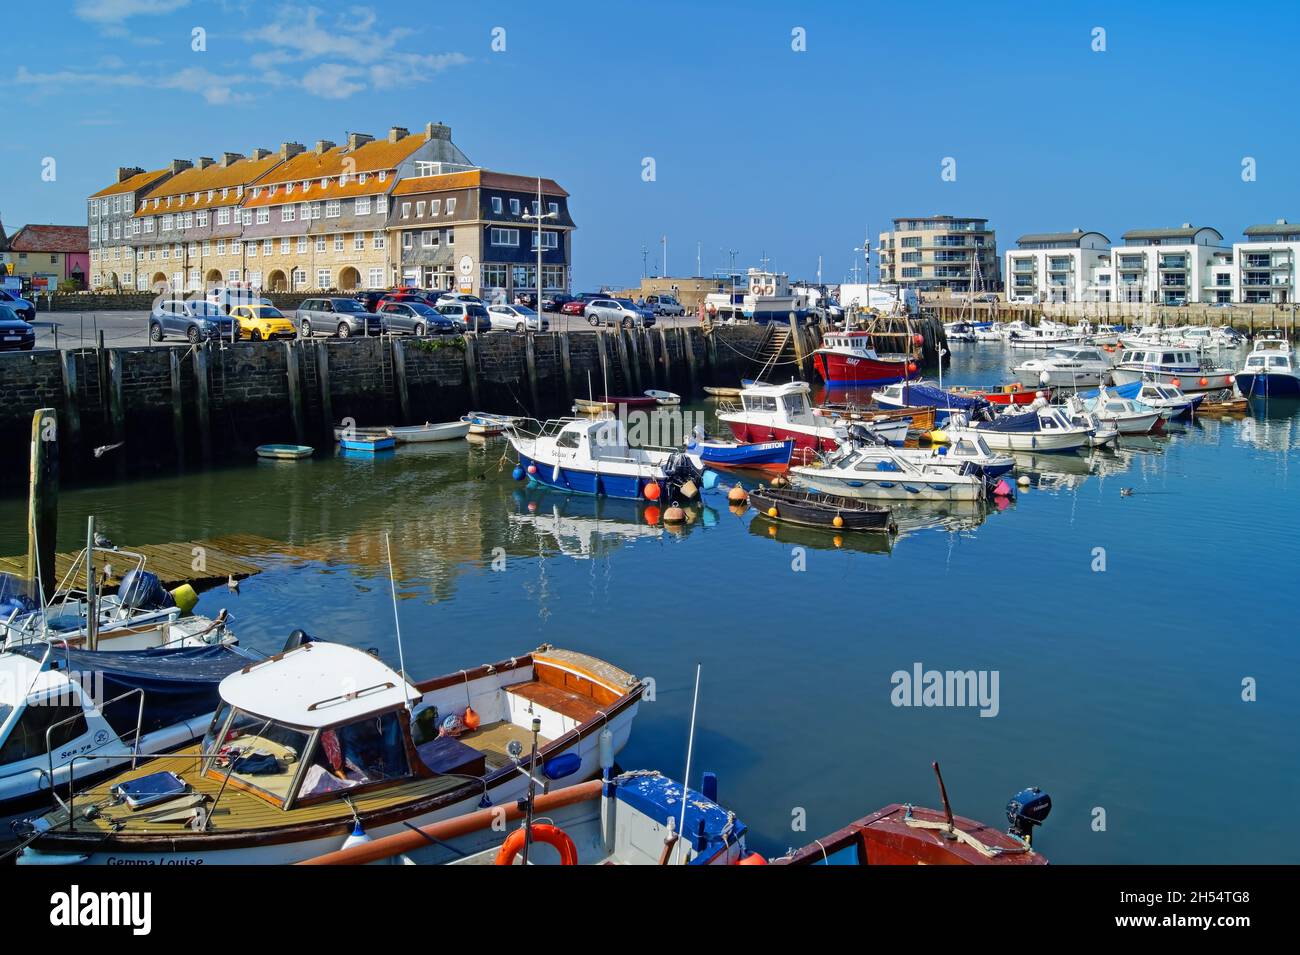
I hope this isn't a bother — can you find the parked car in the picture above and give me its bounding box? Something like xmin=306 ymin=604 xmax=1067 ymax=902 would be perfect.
xmin=205 ymin=287 xmax=268 ymax=314
xmin=0 ymin=304 xmax=36 ymax=351
xmin=230 ymin=303 xmax=296 ymax=341
xmin=487 ymin=304 xmax=548 ymax=332
xmin=296 ymin=297 xmax=383 ymax=338
xmin=354 ymin=290 xmax=389 ymax=313
xmin=585 ymin=298 xmax=655 ymax=328
xmin=510 ymin=291 xmax=539 ymax=309
xmin=149 ymin=299 xmax=237 ymax=343
xmin=378 ymin=301 xmax=460 ymax=336
xmin=541 ymin=293 xmax=577 ymax=313
xmin=439 ymin=292 xmax=484 ymax=306
xmin=643 ymin=294 xmax=685 ymax=317
xmin=560 ymin=298 xmax=588 ymax=317
xmin=436 ymin=301 xmax=491 ymax=332
xmin=0 ymin=289 xmax=36 ymax=321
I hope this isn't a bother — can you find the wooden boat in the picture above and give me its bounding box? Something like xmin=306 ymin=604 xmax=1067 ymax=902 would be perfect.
xmin=773 ymin=764 xmax=1050 ymax=866
xmin=302 ymin=769 xmax=757 ymax=866
xmin=386 ymin=421 xmax=472 ymax=443
xmin=338 ymin=434 xmax=396 ymax=452
xmin=750 ymin=485 xmax=895 ymax=532
xmin=814 ymin=402 xmax=937 ymax=434
xmin=949 ymin=383 xmax=1049 ymax=407
xmin=703 ymin=386 xmax=743 ymax=398
xmin=18 ymin=641 xmax=645 ymax=865
xmin=1197 ymin=394 xmax=1249 ymax=415
xmin=644 ymin=389 xmax=681 ymax=406
xmin=332 ymin=424 xmax=388 ymax=440
xmin=256 ymin=444 xmax=313 ymax=460
xmin=461 ymin=412 xmax=523 ymax=436
xmin=573 ymin=398 xmax=615 ymax=415
xmin=599 ymin=394 xmax=658 ymax=408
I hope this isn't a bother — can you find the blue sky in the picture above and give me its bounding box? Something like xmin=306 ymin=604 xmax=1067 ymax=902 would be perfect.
xmin=6 ymin=0 xmax=1300 ymax=287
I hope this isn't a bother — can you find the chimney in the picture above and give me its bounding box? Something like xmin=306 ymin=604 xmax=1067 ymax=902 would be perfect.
xmin=195 ymin=157 xmax=215 ymax=170
xmin=219 ymin=152 xmax=244 ymax=167
xmin=116 ymin=166 xmax=144 ymax=183
xmin=314 ymin=140 xmax=336 ymax=155
xmin=170 ymin=159 xmax=193 ymax=174
xmin=425 ymin=122 xmax=451 ymax=141
xmin=387 ymin=126 xmax=410 ymax=143
xmin=280 ymin=142 xmax=305 ymax=160
xmin=1180 ymin=222 xmax=1192 ymax=229
xmin=347 ymin=132 xmax=374 ymax=150
xmin=1277 ymin=218 xmax=1288 ymax=225
xmin=250 ymin=147 xmax=271 ymax=161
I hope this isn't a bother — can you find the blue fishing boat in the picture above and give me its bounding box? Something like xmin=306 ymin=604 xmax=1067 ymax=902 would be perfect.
xmin=686 ymin=435 xmax=794 ymax=471
xmin=1236 ymin=335 xmax=1300 ymax=399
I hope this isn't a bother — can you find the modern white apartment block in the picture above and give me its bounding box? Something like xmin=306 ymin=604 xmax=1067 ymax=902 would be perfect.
xmin=1231 ymin=219 xmax=1300 ymax=304
xmin=1112 ymin=225 xmax=1226 ymax=305
xmin=1005 ymin=229 xmax=1111 ymax=303
xmin=877 ymin=215 xmax=1000 ymax=292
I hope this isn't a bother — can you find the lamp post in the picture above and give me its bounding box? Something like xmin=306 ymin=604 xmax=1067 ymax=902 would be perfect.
xmin=521 ymin=177 xmax=557 ymax=324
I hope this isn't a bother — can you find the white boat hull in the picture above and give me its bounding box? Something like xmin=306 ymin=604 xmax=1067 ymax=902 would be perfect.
xmin=951 ymin=426 xmax=1089 ymax=452
xmin=792 ymin=469 xmax=985 ymax=502
xmin=388 ymin=422 xmax=473 ymax=442
xmin=1110 ymin=366 xmax=1235 ymax=393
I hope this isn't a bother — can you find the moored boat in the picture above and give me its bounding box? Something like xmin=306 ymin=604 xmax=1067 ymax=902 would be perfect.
xmin=685 ymin=432 xmax=794 ymax=471
xmin=749 ymin=485 xmax=896 ymax=531
xmin=17 ymin=641 xmax=645 ymax=865
xmin=1081 ymin=387 xmax=1162 ymax=434
xmin=790 ymin=444 xmax=992 ymax=502
xmin=717 ymin=380 xmax=909 ymax=454
xmin=1235 ymin=333 xmax=1300 ymax=399
xmin=338 ymin=434 xmax=396 ymax=453
xmin=1110 ymin=345 xmax=1236 ymax=393
xmin=946 ymin=403 xmax=1091 ymax=452
xmin=256 ymin=444 xmax=313 ymax=460
xmin=386 ymin=421 xmax=472 ymax=443
xmin=871 ymin=381 xmax=990 ymax=426
xmin=1013 ymin=346 xmax=1113 ymax=389
xmin=812 ymin=330 xmax=917 ymax=386
xmin=460 ymin=411 xmax=524 ymax=436
xmin=644 ymin=389 xmax=681 ymax=406
xmin=703 ymin=386 xmax=743 ymax=398
xmin=599 ymin=395 xmax=658 ymax=408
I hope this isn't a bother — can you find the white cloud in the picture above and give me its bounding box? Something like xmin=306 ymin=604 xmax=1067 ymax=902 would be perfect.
xmin=74 ymin=0 xmax=191 ymax=24
xmin=15 ymin=64 xmax=251 ymax=106
xmin=300 ymin=63 xmax=365 ymax=100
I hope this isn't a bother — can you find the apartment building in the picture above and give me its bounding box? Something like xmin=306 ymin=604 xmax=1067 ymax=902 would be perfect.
xmin=1231 ymin=219 xmax=1300 ymax=304
xmin=1004 ymin=229 xmax=1111 ymax=303
xmin=88 ymin=164 xmax=183 ymax=290
xmin=1113 ymin=225 xmax=1225 ymax=305
xmin=877 ymin=216 xmax=1000 ymax=293
xmin=388 ymin=170 xmax=574 ymax=298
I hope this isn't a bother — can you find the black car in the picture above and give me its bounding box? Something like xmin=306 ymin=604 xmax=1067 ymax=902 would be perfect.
xmin=540 ymin=293 xmax=577 ymax=313
xmin=0 ymin=304 xmax=36 ymax=351
xmin=354 ymin=290 xmax=389 ymax=313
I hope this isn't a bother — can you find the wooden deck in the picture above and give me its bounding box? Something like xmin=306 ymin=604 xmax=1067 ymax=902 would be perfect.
xmin=0 ymin=536 xmax=269 ymax=593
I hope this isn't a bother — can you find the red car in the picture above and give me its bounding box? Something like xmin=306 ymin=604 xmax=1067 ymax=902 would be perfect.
xmin=379 ymin=289 xmax=444 ymax=309
xmin=560 ymin=299 xmax=587 ymax=316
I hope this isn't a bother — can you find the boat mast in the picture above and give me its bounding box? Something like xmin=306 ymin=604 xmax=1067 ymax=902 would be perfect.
xmin=675 ymin=663 xmax=703 ymax=864
xmin=85 ymin=516 xmax=97 ymax=652
xmin=383 ymin=532 xmax=413 ymax=709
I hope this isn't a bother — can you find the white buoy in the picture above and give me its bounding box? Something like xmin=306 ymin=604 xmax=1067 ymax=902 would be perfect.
xmin=1017 ymin=475 xmax=1031 ymax=488
xmin=342 ymin=820 xmax=371 ymax=849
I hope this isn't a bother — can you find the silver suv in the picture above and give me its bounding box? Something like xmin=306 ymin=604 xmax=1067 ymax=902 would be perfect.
xmin=149 ymin=299 xmax=237 ymax=342
xmin=644 ymin=294 xmax=685 ymax=317
xmin=296 ymin=297 xmax=383 ymax=338
xmin=585 ymin=298 xmax=655 ymax=328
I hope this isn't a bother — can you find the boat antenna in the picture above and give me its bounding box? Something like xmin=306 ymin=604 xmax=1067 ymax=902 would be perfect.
xmin=383 ymin=531 xmax=413 ymax=710
xmin=676 ymin=662 xmax=703 ymax=864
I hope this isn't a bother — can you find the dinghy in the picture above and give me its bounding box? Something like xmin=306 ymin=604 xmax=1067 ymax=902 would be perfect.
xmin=338 ymin=434 xmax=396 ymax=453
xmin=573 ymin=398 xmax=615 ymax=415
xmin=644 ymin=389 xmax=681 ymax=406
xmin=599 ymin=395 xmax=658 ymax=408
xmin=386 ymin=421 xmax=472 ymax=443
xmin=461 ymin=412 xmax=523 ymax=436
xmin=703 ymin=386 xmax=743 ymax=398
xmin=18 ymin=641 xmax=645 ymax=865
xmin=685 ymin=429 xmax=794 ymax=471
xmin=256 ymin=444 xmax=313 ymax=460
xmin=750 ymin=486 xmax=895 ymax=532
xmin=790 ymin=445 xmax=991 ymax=502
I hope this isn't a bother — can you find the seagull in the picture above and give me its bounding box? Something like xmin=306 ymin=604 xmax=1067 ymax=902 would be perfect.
xmin=93 ymin=531 xmax=115 ymax=549
xmin=93 ymin=441 xmax=124 ymax=459
xmin=227 ymin=574 xmax=240 ymax=593
xmin=1120 ymin=488 xmax=1134 ymax=497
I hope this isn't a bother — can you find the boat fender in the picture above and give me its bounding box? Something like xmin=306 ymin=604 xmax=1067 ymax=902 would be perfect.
xmin=495 ymin=823 xmax=578 ymax=866
xmin=552 ymin=463 xmax=561 ymax=483
xmin=1199 ymin=377 xmax=1208 ymax=387
xmin=767 ymin=506 xmax=778 ymax=518
xmin=170 ymin=583 xmax=199 ymax=615
xmin=342 ymin=821 xmax=371 ymax=850
xmin=644 ymin=482 xmax=662 ymax=502
xmin=527 ymin=464 xmax=538 ymax=476
xmin=738 ymin=852 xmax=768 ymax=865
xmin=512 ymin=466 xmax=524 ymax=481
xmin=463 ymin=706 xmax=481 ymax=731
xmin=727 ymin=485 xmax=749 ymax=504
xmin=993 ymin=480 xmax=1013 ymax=497
xmin=832 ymin=515 xmax=844 ymax=528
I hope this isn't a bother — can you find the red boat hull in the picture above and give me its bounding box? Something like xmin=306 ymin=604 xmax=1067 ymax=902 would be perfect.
xmin=813 ymin=351 xmax=914 ymax=386
xmin=981 ymin=388 xmax=1048 ymax=406
xmin=599 ymin=395 xmax=658 ymax=408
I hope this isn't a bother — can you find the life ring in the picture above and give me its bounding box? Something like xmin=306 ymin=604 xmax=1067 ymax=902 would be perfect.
xmin=494 ymin=824 xmax=578 ymax=866
xmin=1008 ymin=383 xmax=1022 ymax=393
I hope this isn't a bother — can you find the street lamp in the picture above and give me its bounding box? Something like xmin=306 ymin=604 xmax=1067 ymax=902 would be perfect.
xmin=521 ymin=177 xmax=557 ymax=325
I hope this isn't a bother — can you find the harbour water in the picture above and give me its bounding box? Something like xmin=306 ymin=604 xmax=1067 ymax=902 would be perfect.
xmin=2 ymin=342 xmax=1297 ymax=863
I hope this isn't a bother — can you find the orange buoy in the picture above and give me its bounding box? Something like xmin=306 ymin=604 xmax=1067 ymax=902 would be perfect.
xmin=494 ymin=824 xmax=578 ymax=866
xmin=463 ymin=706 xmax=481 ymax=731
xmin=727 ymin=484 xmax=748 ymax=503
xmin=737 ymin=852 xmax=769 ymax=865
xmin=644 ymin=481 xmax=661 ymax=502
xmin=644 ymin=505 xmax=661 ymax=525
xmin=1171 ymin=377 xmax=1181 ymax=388
xmin=526 ymin=464 xmax=537 ymax=475
xmin=663 ymin=505 xmax=687 ymax=524
xmin=832 ymin=515 xmax=844 ymax=528
xmin=912 ymin=334 xmax=924 ymax=346
xmin=767 ymin=506 xmax=779 ymax=518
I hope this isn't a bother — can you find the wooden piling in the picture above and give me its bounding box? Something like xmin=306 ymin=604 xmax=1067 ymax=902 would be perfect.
xmin=523 ymin=331 xmax=541 ymax=415
xmin=681 ymin=327 xmax=698 ymax=394
xmin=463 ymin=334 xmax=481 ymax=409
xmin=26 ymin=408 xmax=58 ymax=600
xmin=193 ymin=343 xmax=213 ymax=463
xmin=624 ymin=329 xmax=643 ymax=393
xmin=390 ymin=338 xmax=410 ymax=424
xmin=168 ymin=349 xmax=185 ymax=466
xmin=314 ymin=341 xmax=334 ymax=440
xmin=595 ymin=331 xmax=610 ymax=396
xmin=106 ymin=349 xmax=126 ymax=477
xmin=285 ymin=340 xmax=307 ymax=442
xmin=558 ymin=331 xmax=574 ymax=400
xmin=788 ymin=314 xmax=809 ymax=381
xmin=58 ymin=349 xmax=80 ymax=456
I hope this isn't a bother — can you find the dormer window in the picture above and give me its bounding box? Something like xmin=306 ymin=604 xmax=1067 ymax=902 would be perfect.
xmin=358 ymin=173 xmax=367 ymax=184
xmin=378 ymin=171 xmax=387 ymax=182
xmin=320 ymin=178 xmax=328 ymax=189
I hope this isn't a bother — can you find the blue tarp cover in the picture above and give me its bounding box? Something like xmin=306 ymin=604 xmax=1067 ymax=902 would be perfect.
xmin=975 ymin=412 xmax=1044 ymax=433
xmin=899 ymin=383 xmax=990 ymax=412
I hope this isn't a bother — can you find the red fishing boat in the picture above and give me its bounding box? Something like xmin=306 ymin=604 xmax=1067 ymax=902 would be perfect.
xmin=716 ymin=381 xmax=911 ymax=454
xmin=773 ymin=763 xmax=1051 ymax=866
xmin=599 ymin=395 xmax=658 ymax=408
xmin=812 ymin=331 xmax=918 ymax=386
xmin=949 ymin=383 xmax=1050 ymax=407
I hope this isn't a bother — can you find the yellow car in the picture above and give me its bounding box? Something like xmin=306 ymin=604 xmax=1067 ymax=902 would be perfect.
xmin=230 ymin=304 xmax=297 ymax=341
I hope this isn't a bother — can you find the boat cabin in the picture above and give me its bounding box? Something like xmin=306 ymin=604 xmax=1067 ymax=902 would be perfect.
xmin=738 ymin=382 xmax=813 ymax=420
xmin=1116 ymin=347 xmax=1200 ymax=372
xmin=819 ymin=332 xmax=881 ymax=358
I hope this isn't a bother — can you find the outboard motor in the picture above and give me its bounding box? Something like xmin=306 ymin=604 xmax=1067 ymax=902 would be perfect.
xmin=1006 ymin=787 xmax=1052 ymax=845
xmin=282 ymin=628 xmax=316 ymax=652
xmin=117 ymin=569 xmax=174 ymax=611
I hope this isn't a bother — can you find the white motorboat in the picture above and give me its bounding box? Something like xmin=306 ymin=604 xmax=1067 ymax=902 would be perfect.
xmin=1064 ymin=400 xmax=1119 ymax=447
xmin=946 ymin=402 xmax=1091 ymax=452
xmin=1110 ymin=345 xmax=1236 ymax=393
xmin=387 ymin=421 xmax=473 ymax=443
xmin=18 ymin=641 xmax=645 ymax=865
xmin=791 ymin=444 xmax=991 ymax=502
xmin=842 ymin=429 xmax=1015 ymax=480
xmin=0 ymin=639 xmax=254 ymax=839
xmin=1134 ymin=382 xmax=1202 ymax=419
xmin=1006 ymin=320 xmax=1086 ymax=350
xmin=644 ymin=389 xmax=681 ymax=406
xmin=1013 ymin=346 xmax=1113 ymax=389
xmin=717 ymin=381 xmax=909 ymax=454
xmin=1235 ymin=333 xmax=1300 ymax=399
xmin=1081 ymin=388 xmax=1162 ymax=435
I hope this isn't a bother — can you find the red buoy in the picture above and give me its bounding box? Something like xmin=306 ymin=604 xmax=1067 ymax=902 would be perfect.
xmin=526 ymin=464 xmax=538 ymax=475
xmin=913 ymin=334 xmax=924 ymax=346
xmin=1170 ymin=377 xmax=1181 ymax=389
xmin=644 ymin=482 xmax=661 ymax=501
xmin=1199 ymin=377 xmax=1208 ymax=387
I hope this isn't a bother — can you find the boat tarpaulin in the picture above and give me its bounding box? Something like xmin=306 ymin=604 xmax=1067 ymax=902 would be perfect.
xmin=12 ymin=644 xmax=253 ymax=737
xmin=1075 ymin=381 xmax=1141 ymax=400
xmin=900 ymin=384 xmax=989 ymax=412
xmin=974 ymin=411 xmax=1045 ymax=433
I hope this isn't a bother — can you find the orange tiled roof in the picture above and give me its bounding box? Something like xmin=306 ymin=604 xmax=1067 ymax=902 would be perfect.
xmin=89 ymin=168 xmax=170 ymax=199
xmin=256 ymin=134 xmax=431 ymax=185
xmin=131 ymin=154 xmax=284 ymax=217
xmin=392 ymin=169 xmax=567 ymax=198
xmin=240 ymin=176 xmax=393 ymax=209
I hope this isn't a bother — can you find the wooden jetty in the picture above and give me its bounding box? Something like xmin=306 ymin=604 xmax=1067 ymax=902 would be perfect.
xmin=0 ymin=537 xmax=264 ymax=593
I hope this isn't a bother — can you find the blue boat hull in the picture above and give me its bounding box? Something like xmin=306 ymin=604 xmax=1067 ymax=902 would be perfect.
xmin=517 ymin=453 xmax=647 ymax=499
xmin=690 ymin=439 xmax=794 ymax=468
xmin=1236 ymin=373 xmax=1300 ymax=399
